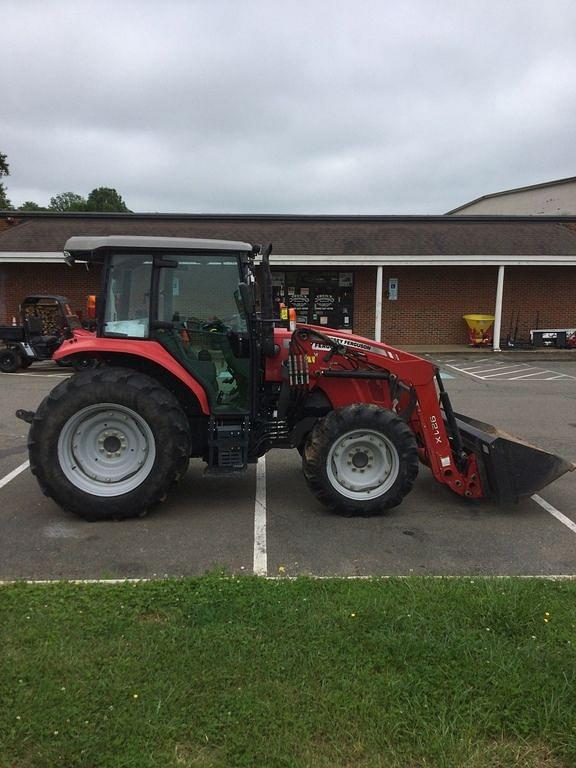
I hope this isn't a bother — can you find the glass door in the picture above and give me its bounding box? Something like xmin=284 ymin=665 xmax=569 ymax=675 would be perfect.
xmin=154 ymin=254 xmax=251 ymax=414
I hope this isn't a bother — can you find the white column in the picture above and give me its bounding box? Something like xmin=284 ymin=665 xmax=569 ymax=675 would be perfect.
xmin=493 ymin=265 xmax=505 ymax=352
xmin=374 ymin=266 xmax=383 ymax=342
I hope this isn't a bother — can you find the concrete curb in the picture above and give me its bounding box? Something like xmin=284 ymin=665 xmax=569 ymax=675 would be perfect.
xmin=403 ymin=346 xmax=576 ymax=362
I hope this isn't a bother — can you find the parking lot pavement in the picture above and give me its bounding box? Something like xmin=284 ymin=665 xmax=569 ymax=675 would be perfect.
xmin=0 ymin=357 xmax=575 ymax=580
xmin=265 ymin=450 xmax=576 ymax=577
xmin=0 ymin=460 xmax=256 ymax=580
xmin=0 ymin=364 xmax=69 ymax=478
xmin=433 ymin=356 xmax=576 ymax=382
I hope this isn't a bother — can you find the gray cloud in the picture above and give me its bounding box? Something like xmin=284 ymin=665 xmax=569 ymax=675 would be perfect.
xmin=2 ymin=0 xmax=576 ymax=213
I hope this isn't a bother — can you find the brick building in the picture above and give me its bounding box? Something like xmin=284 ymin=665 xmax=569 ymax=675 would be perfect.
xmin=1 ymin=211 xmax=576 ymax=346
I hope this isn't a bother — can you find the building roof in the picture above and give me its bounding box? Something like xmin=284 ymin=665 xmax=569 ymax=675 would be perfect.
xmin=446 ymin=176 xmax=576 ymax=215
xmin=2 ymin=212 xmax=576 ymax=266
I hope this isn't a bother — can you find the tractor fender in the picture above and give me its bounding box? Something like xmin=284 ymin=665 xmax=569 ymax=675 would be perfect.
xmin=54 ymin=337 xmax=210 ymax=414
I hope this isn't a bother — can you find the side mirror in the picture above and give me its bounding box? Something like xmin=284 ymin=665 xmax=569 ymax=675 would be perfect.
xmin=238 ymin=282 xmax=255 ymax=315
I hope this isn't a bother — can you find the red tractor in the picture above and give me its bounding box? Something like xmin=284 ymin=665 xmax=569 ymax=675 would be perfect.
xmin=17 ymin=235 xmax=573 ymax=521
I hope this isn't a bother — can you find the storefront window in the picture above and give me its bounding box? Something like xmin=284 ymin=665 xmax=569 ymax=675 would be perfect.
xmin=271 ymin=270 xmax=354 ymax=330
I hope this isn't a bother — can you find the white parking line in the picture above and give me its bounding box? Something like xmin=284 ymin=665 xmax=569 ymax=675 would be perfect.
xmin=509 ymin=370 xmax=557 ymax=380
xmin=0 ymin=460 xmax=30 ymax=490
xmin=467 ymin=366 xmax=531 ymax=375
xmin=451 ymin=358 xmax=493 ymax=365
xmin=447 ymin=362 xmax=576 ymax=381
xmin=253 ymin=455 xmax=267 ymax=576
xmin=532 ymin=494 xmax=576 ymax=535
xmin=481 ymin=368 xmax=537 ymax=378
xmin=450 ymin=364 xmax=503 ymax=372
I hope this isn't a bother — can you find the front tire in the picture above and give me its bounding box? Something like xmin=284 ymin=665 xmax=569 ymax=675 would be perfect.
xmin=29 ymin=367 xmax=191 ymax=521
xmin=302 ymin=404 xmax=419 ymax=516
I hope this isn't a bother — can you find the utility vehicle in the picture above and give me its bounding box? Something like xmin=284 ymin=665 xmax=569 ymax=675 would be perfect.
xmin=0 ymin=295 xmax=84 ymax=372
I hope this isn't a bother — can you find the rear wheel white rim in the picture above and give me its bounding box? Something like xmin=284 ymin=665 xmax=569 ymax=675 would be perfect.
xmin=326 ymin=429 xmax=400 ymax=500
xmin=57 ymin=403 xmax=156 ymax=497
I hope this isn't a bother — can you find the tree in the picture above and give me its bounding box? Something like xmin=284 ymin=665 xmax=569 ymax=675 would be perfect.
xmin=0 ymin=152 xmax=12 ymax=210
xmin=85 ymin=187 xmax=130 ymax=213
xmin=49 ymin=192 xmax=87 ymax=212
xmin=18 ymin=201 xmax=48 ymax=211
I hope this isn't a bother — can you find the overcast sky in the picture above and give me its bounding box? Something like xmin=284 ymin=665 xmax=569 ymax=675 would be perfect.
xmin=2 ymin=0 xmax=576 ymax=214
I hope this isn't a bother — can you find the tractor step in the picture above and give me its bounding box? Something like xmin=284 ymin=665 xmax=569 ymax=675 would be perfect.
xmin=207 ymin=416 xmax=250 ymax=472
xmin=203 ymin=465 xmax=247 ymax=477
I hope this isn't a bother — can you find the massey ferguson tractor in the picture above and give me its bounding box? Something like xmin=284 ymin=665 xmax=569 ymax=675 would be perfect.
xmin=17 ymin=235 xmax=573 ymax=521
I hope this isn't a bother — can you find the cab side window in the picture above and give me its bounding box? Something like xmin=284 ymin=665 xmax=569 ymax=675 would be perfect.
xmin=104 ymin=254 xmax=152 ymax=338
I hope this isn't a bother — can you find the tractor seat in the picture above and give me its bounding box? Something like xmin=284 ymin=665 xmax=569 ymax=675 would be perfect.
xmin=37 ymin=335 xmax=60 ymax=346
xmin=25 ymin=317 xmax=45 ymax=336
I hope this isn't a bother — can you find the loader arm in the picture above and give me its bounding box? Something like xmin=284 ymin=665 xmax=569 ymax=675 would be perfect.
xmin=278 ymin=325 xmax=573 ymax=503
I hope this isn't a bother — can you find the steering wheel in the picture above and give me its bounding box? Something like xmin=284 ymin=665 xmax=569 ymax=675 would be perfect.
xmin=201 ymin=320 xmax=227 ymax=333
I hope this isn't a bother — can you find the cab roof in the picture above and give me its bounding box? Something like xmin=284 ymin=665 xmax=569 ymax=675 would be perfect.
xmin=63 ymin=235 xmax=254 ymax=262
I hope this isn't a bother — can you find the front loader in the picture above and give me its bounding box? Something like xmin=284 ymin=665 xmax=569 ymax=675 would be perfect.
xmin=17 ymin=235 xmax=574 ymax=521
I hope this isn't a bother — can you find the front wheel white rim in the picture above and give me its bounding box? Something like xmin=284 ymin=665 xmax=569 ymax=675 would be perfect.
xmin=326 ymin=429 xmax=400 ymax=500
xmin=57 ymin=404 xmax=156 ymax=497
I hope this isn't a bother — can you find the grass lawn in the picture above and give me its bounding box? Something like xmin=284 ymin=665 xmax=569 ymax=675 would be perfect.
xmin=1 ymin=576 xmax=576 ymax=768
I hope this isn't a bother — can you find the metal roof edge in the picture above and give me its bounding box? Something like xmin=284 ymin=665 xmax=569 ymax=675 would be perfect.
xmin=0 ymin=252 xmax=65 ymax=263
xmin=2 ymin=211 xmax=576 ymax=223
xmin=446 ymin=175 xmax=576 ymax=214
xmin=2 ymin=251 xmax=576 ymax=265
xmin=269 ymin=254 xmax=576 ymax=266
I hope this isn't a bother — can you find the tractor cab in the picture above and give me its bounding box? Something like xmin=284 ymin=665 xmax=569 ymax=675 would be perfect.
xmin=63 ymin=236 xmax=259 ymax=415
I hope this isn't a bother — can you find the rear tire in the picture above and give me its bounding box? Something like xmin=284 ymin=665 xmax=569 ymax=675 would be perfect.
xmin=302 ymin=404 xmax=419 ymax=516
xmin=0 ymin=348 xmax=21 ymax=373
xmin=29 ymin=367 xmax=191 ymax=521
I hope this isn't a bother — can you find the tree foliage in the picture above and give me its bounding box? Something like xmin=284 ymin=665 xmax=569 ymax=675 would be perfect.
xmin=0 ymin=152 xmax=132 ymax=212
xmin=85 ymin=187 xmax=130 ymax=213
xmin=49 ymin=192 xmax=87 ymax=212
xmin=18 ymin=201 xmax=49 ymax=211
xmin=0 ymin=151 xmax=11 ymax=210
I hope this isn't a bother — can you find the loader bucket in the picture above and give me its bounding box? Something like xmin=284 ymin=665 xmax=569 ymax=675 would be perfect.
xmin=454 ymin=412 xmax=575 ymax=504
